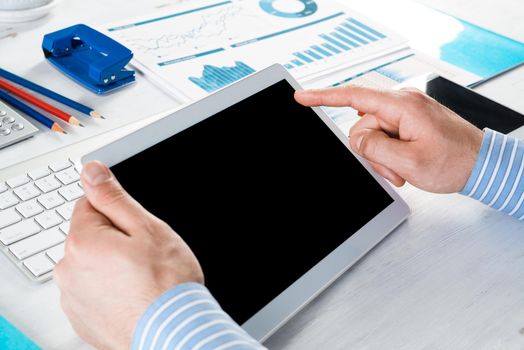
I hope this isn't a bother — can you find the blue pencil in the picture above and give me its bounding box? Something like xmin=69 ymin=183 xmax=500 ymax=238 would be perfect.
xmin=0 ymin=89 xmax=66 ymax=134
xmin=0 ymin=68 xmax=103 ymax=119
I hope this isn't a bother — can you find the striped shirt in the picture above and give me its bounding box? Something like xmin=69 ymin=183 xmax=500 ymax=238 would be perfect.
xmin=133 ymin=128 xmax=524 ymax=350
xmin=461 ymin=129 xmax=524 ymax=220
xmin=132 ymin=283 xmax=265 ymax=350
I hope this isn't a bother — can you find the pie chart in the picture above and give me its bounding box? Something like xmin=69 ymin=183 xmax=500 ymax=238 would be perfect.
xmin=259 ymin=0 xmax=318 ymax=18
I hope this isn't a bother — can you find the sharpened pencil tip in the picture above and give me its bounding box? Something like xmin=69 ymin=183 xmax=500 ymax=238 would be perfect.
xmin=70 ymin=116 xmax=83 ymax=127
xmin=79 ymin=123 xmax=85 ymax=127
xmin=90 ymin=110 xmax=104 ymax=119
xmin=52 ymin=123 xmax=67 ymax=134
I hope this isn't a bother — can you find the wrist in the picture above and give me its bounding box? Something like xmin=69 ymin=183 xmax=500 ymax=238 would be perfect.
xmin=131 ymin=282 xmax=210 ymax=350
xmin=460 ymin=128 xmax=498 ymax=195
xmin=458 ymin=127 xmax=484 ymax=192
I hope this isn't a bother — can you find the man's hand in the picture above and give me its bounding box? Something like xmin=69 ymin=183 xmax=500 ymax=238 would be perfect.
xmin=54 ymin=161 xmax=204 ymax=350
xmin=295 ymin=86 xmax=484 ymax=193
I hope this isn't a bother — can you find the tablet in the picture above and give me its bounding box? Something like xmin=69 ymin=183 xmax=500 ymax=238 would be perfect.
xmin=82 ymin=64 xmax=410 ymax=342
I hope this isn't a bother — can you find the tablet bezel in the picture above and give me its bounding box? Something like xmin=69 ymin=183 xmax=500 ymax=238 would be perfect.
xmin=81 ymin=64 xmax=410 ymax=342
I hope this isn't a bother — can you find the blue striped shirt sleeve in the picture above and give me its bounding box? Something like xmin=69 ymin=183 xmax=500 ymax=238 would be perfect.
xmin=461 ymin=128 xmax=524 ymax=220
xmin=132 ymin=283 xmax=265 ymax=350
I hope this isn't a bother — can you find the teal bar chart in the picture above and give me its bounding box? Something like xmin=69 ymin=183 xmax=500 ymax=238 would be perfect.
xmin=189 ymin=61 xmax=256 ymax=92
xmin=283 ymin=17 xmax=387 ymax=69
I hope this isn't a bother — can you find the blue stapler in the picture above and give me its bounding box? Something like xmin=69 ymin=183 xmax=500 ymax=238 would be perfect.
xmin=42 ymin=24 xmax=135 ymax=94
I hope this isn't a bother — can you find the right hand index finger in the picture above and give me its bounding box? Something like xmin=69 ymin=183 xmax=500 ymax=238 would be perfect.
xmin=295 ymin=85 xmax=405 ymax=126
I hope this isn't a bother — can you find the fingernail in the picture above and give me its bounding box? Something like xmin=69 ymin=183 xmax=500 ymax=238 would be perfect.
xmin=355 ymin=134 xmax=364 ymax=150
xmin=357 ymin=111 xmax=365 ymax=117
xmin=82 ymin=161 xmax=111 ymax=186
xmin=295 ymin=90 xmax=309 ymax=96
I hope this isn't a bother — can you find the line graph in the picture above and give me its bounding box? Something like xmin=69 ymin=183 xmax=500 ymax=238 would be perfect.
xmin=118 ymin=2 xmax=268 ymax=59
xmin=104 ymin=0 xmax=408 ymax=101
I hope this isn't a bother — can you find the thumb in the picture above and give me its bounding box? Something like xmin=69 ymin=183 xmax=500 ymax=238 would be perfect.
xmin=350 ymin=128 xmax=412 ymax=175
xmin=80 ymin=160 xmax=151 ymax=235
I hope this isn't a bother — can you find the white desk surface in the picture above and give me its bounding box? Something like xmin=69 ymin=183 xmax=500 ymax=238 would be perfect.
xmin=1 ymin=1 xmax=524 ymax=349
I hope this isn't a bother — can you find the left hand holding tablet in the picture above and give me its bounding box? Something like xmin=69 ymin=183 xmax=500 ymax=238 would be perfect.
xmin=54 ymin=161 xmax=204 ymax=349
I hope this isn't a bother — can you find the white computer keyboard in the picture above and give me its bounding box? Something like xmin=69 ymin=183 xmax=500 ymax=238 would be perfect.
xmin=0 ymin=159 xmax=83 ymax=283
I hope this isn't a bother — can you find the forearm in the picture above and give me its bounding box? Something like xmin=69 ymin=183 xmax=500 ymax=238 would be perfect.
xmin=461 ymin=128 xmax=524 ymax=220
xmin=132 ymin=283 xmax=265 ymax=350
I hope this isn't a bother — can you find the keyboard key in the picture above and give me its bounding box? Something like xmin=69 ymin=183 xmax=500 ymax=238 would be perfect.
xmin=55 ymin=168 xmax=80 ymax=185
xmin=35 ymin=175 xmax=61 ymax=193
xmin=0 ymin=182 xmax=8 ymax=193
xmin=56 ymin=202 xmax=75 ymax=220
xmin=46 ymin=243 xmax=65 ymax=263
xmin=35 ymin=211 xmax=62 ymax=229
xmin=9 ymin=227 xmax=65 ymax=260
xmin=49 ymin=159 xmax=72 ymax=172
xmin=58 ymin=183 xmax=84 ymax=201
xmin=37 ymin=191 xmax=65 ymax=210
xmin=28 ymin=167 xmax=51 ymax=180
xmin=59 ymin=222 xmax=70 ymax=235
xmin=13 ymin=183 xmax=41 ymax=201
xmin=6 ymin=174 xmax=29 ymax=188
xmin=0 ymin=191 xmax=19 ymax=209
xmin=16 ymin=200 xmax=44 ymax=218
xmin=0 ymin=220 xmax=41 ymax=245
xmin=0 ymin=208 xmax=21 ymax=229
xmin=24 ymin=253 xmax=54 ymax=277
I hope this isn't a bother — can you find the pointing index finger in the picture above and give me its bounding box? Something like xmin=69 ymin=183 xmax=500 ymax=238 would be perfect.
xmin=294 ymin=85 xmax=405 ymax=126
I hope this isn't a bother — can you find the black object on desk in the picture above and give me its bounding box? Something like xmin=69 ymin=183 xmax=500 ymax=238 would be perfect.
xmin=410 ymin=75 xmax=524 ymax=134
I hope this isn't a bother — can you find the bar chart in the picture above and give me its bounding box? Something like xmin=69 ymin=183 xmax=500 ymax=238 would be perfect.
xmin=283 ymin=17 xmax=387 ymax=70
xmin=106 ymin=0 xmax=408 ymax=101
xmin=189 ymin=61 xmax=256 ymax=92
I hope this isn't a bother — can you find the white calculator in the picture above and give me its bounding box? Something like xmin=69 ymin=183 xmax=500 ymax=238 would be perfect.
xmin=0 ymin=99 xmax=39 ymax=149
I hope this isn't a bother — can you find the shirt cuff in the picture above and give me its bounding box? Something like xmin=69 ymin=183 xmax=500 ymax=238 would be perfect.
xmin=132 ymin=283 xmax=265 ymax=350
xmin=461 ymin=128 xmax=524 ymax=220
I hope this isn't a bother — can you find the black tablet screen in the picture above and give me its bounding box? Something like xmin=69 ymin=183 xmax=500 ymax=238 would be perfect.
xmin=110 ymin=80 xmax=393 ymax=324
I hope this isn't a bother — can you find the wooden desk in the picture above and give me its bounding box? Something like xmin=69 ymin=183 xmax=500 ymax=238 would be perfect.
xmin=1 ymin=1 xmax=523 ymax=349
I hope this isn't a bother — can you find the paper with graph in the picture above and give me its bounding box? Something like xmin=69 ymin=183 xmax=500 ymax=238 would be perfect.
xmin=104 ymin=0 xmax=408 ymax=101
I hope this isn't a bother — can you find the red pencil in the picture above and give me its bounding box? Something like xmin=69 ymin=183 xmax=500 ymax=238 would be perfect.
xmin=0 ymin=78 xmax=83 ymax=127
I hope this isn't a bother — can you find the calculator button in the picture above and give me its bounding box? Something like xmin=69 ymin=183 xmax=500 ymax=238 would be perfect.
xmin=0 ymin=127 xmax=11 ymax=136
xmin=0 ymin=110 xmax=6 ymax=117
xmin=2 ymin=116 xmax=15 ymax=124
xmin=11 ymin=123 xmax=24 ymax=131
